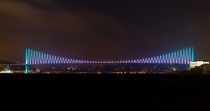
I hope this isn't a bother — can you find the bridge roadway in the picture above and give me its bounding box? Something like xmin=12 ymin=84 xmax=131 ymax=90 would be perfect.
xmin=0 ymin=64 xmax=25 ymax=66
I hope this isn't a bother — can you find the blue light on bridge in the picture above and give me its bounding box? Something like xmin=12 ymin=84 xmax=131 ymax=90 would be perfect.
xmin=25 ymin=48 xmax=29 ymax=73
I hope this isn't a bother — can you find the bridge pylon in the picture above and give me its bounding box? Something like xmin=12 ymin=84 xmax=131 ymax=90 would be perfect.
xmin=25 ymin=48 xmax=29 ymax=74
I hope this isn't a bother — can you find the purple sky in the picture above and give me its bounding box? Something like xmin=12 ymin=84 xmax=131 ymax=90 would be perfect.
xmin=0 ymin=0 xmax=210 ymax=62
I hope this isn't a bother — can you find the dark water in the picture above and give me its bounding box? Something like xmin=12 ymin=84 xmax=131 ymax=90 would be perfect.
xmin=0 ymin=73 xmax=210 ymax=110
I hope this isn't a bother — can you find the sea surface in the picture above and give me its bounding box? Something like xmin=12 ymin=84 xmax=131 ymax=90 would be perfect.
xmin=0 ymin=73 xmax=210 ymax=110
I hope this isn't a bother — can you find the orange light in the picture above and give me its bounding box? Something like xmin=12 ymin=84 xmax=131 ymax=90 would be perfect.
xmin=130 ymin=72 xmax=137 ymax=74
xmin=138 ymin=72 xmax=146 ymax=74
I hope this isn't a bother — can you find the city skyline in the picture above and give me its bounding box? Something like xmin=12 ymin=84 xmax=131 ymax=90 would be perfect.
xmin=0 ymin=0 xmax=210 ymax=62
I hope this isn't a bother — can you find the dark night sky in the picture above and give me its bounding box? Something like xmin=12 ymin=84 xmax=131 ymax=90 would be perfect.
xmin=0 ymin=0 xmax=210 ymax=62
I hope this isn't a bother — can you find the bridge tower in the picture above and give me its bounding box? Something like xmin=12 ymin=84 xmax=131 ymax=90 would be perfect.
xmin=192 ymin=47 xmax=194 ymax=62
xmin=25 ymin=48 xmax=29 ymax=74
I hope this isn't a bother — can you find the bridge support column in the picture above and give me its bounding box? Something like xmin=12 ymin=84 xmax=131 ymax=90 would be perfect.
xmin=25 ymin=48 xmax=29 ymax=74
xmin=192 ymin=47 xmax=194 ymax=62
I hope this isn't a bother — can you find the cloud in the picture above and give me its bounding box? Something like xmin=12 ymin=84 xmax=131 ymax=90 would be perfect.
xmin=0 ymin=0 xmax=128 ymax=61
xmin=1 ymin=0 xmax=209 ymax=62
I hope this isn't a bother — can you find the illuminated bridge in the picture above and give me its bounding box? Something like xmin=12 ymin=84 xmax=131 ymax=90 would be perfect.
xmin=25 ymin=47 xmax=194 ymax=73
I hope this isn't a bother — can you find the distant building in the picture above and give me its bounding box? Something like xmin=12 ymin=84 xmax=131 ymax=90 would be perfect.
xmin=190 ymin=61 xmax=209 ymax=69
xmin=0 ymin=68 xmax=14 ymax=73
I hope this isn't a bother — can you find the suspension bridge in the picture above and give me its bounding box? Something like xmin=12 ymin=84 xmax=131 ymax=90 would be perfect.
xmin=25 ymin=47 xmax=194 ymax=73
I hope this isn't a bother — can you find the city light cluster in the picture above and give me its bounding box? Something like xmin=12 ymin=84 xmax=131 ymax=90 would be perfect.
xmin=25 ymin=47 xmax=194 ymax=65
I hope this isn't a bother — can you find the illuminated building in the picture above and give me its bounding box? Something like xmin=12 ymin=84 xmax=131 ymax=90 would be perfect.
xmin=190 ymin=61 xmax=209 ymax=69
